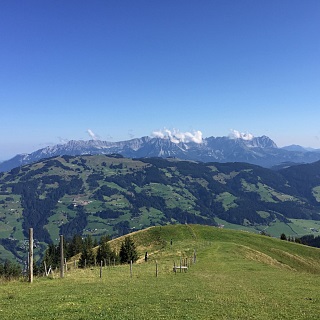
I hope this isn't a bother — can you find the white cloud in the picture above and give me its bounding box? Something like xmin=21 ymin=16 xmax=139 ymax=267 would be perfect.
xmin=229 ymin=129 xmax=254 ymax=141
xmin=87 ymin=129 xmax=98 ymax=140
xmin=151 ymin=128 xmax=203 ymax=144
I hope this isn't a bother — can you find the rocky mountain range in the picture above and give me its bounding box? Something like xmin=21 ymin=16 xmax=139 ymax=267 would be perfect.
xmin=1 ymin=134 xmax=320 ymax=172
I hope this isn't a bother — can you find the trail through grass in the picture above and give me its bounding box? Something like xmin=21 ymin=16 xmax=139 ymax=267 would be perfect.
xmin=1 ymin=225 xmax=320 ymax=319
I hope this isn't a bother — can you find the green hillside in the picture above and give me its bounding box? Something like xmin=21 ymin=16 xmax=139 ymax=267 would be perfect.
xmin=1 ymin=155 xmax=320 ymax=262
xmin=1 ymin=225 xmax=320 ymax=319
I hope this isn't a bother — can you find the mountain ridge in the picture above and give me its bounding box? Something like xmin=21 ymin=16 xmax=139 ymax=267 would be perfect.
xmin=1 ymin=134 xmax=320 ymax=172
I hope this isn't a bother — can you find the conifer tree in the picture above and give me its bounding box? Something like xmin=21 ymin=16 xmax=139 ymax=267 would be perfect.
xmin=79 ymin=235 xmax=96 ymax=267
xmin=280 ymin=233 xmax=287 ymax=240
xmin=119 ymin=236 xmax=138 ymax=264
xmin=96 ymin=235 xmax=115 ymax=264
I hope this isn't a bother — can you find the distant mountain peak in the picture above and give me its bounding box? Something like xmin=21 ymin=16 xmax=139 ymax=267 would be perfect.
xmin=229 ymin=129 xmax=254 ymax=141
xmin=1 ymin=133 xmax=320 ymax=172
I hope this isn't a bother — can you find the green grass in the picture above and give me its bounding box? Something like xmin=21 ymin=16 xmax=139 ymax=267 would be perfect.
xmin=215 ymin=217 xmax=320 ymax=238
xmin=1 ymin=225 xmax=320 ymax=319
xmin=215 ymin=192 xmax=238 ymax=210
xmin=312 ymin=186 xmax=320 ymax=202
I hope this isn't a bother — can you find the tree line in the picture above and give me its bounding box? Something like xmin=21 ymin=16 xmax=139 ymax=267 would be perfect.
xmin=280 ymin=233 xmax=320 ymax=248
xmin=42 ymin=234 xmax=138 ymax=270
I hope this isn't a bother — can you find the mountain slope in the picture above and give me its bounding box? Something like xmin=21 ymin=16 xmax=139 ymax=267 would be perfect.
xmin=1 ymin=155 xmax=320 ymax=263
xmin=2 ymin=134 xmax=320 ymax=172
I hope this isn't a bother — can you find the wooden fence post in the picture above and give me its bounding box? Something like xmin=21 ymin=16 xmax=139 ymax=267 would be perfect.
xmin=130 ymin=260 xmax=133 ymax=278
xmin=44 ymin=261 xmax=48 ymax=276
xmin=174 ymin=261 xmax=176 ymax=274
xmin=29 ymin=228 xmax=33 ymax=283
xmin=60 ymin=235 xmax=64 ymax=278
xmin=100 ymin=260 xmax=103 ymax=279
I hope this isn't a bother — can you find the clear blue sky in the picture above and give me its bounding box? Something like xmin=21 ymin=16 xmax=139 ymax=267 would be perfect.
xmin=1 ymin=0 xmax=320 ymax=160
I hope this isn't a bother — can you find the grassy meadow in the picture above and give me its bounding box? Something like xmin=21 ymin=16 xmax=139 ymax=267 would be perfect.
xmin=1 ymin=224 xmax=320 ymax=319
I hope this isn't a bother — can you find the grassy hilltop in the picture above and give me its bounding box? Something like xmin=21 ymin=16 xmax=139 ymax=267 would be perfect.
xmin=1 ymin=224 xmax=320 ymax=319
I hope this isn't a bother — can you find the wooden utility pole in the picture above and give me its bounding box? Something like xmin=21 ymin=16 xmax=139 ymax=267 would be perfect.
xmin=60 ymin=235 xmax=64 ymax=278
xmin=29 ymin=228 xmax=33 ymax=283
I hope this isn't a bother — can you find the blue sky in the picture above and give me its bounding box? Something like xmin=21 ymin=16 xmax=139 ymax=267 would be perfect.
xmin=1 ymin=0 xmax=320 ymax=160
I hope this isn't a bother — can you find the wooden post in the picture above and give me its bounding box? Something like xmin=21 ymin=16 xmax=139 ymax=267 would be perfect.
xmin=85 ymin=259 xmax=87 ymax=269
xmin=100 ymin=261 xmax=103 ymax=279
xmin=74 ymin=260 xmax=77 ymax=269
xmin=60 ymin=235 xmax=64 ymax=278
xmin=174 ymin=261 xmax=176 ymax=274
xmin=180 ymin=257 xmax=182 ymax=273
xmin=29 ymin=228 xmax=33 ymax=283
xmin=113 ymin=258 xmax=115 ymax=267
xmin=156 ymin=261 xmax=158 ymax=277
xmin=65 ymin=258 xmax=67 ymax=273
xmin=130 ymin=260 xmax=133 ymax=278
xmin=108 ymin=257 xmax=111 ymax=267
xmin=193 ymin=250 xmax=196 ymax=264
xmin=44 ymin=261 xmax=48 ymax=276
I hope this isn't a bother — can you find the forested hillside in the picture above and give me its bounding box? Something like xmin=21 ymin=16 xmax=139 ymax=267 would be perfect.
xmin=1 ymin=155 xmax=320 ymax=263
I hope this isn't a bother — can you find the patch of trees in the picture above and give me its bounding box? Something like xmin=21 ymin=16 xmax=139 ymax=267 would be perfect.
xmin=110 ymin=163 xmax=123 ymax=169
xmin=18 ymin=167 xmax=48 ymax=181
xmin=175 ymin=161 xmax=212 ymax=178
xmin=61 ymin=155 xmax=74 ymax=162
xmin=280 ymin=161 xmax=320 ymax=204
xmin=60 ymin=206 xmax=87 ymax=238
xmin=0 ymin=238 xmax=23 ymax=260
xmin=264 ymin=202 xmax=316 ymax=220
xmin=42 ymin=234 xmax=136 ymax=269
xmin=93 ymin=185 xmax=119 ymax=200
xmin=78 ymin=235 xmax=96 ymax=267
xmin=143 ymin=166 xmax=169 ymax=184
xmin=43 ymin=159 xmax=73 ymax=171
xmin=95 ymin=209 xmax=124 ymax=219
xmin=128 ymin=191 xmax=166 ymax=211
xmin=113 ymin=221 xmax=131 ymax=236
xmin=299 ymin=234 xmax=320 ymax=248
xmin=0 ymin=259 xmax=21 ymax=279
xmin=139 ymin=157 xmax=172 ymax=169
xmin=164 ymin=207 xmax=216 ymax=226
xmin=87 ymin=173 xmax=104 ymax=189
xmin=108 ymin=154 xmax=124 ymax=159
xmin=219 ymin=200 xmax=266 ymax=225
xmin=43 ymin=234 xmax=86 ymax=269
xmin=96 ymin=235 xmax=117 ymax=263
xmin=66 ymin=177 xmax=84 ymax=195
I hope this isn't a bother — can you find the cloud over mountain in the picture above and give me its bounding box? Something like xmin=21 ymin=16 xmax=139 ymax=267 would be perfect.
xmin=152 ymin=128 xmax=203 ymax=144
